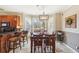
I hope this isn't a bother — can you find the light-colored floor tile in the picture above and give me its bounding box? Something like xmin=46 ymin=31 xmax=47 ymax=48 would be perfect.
xmin=9 ymin=33 xmax=74 ymax=53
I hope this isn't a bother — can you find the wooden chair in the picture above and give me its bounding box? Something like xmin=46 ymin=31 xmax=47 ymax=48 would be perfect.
xmin=14 ymin=32 xmax=22 ymax=48
xmin=44 ymin=35 xmax=55 ymax=53
xmin=30 ymin=33 xmax=55 ymax=53
xmin=20 ymin=32 xmax=25 ymax=47
xmin=8 ymin=33 xmax=21 ymax=53
xmin=31 ymin=35 xmax=43 ymax=53
xmin=23 ymin=31 xmax=28 ymax=43
xmin=20 ymin=31 xmax=28 ymax=46
xmin=14 ymin=31 xmax=28 ymax=49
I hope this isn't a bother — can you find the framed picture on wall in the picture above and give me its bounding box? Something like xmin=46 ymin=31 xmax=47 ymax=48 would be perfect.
xmin=65 ymin=14 xmax=77 ymax=28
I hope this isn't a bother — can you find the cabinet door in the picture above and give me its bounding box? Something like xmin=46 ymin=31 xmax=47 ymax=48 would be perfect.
xmin=7 ymin=16 xmax=13 ymax=27
xmin=1 ymin=16 xmax=7 ymax=22
xmin=0 ymin=15 xmax=20 ymax=28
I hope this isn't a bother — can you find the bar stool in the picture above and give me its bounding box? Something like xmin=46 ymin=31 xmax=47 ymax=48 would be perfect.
xmin=23 ymin=31 xmax=28 ymax=43
xmin=0 ymin=34 xmax=9 ymax=53
xmin=0 ymin=35 xmax=3 ymax=53
xmin=14 ymin=32 xmax=22 ymax=49
xmin=20 ymin=32 xmax=26 ymax=47
xmin=8 ymin=36 xmax=21 ymax=53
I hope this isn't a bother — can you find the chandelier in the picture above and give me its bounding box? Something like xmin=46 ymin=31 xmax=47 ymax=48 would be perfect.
xmin=36 ymin=5 xmax=49 ymax=20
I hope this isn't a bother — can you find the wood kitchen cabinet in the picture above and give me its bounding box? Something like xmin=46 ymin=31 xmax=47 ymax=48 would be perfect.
xmin=0 ymin=15 xmax=20 ymax=32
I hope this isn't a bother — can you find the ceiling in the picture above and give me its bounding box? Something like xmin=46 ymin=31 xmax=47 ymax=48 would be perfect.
xmin=0 ymin=5 xmax=72 ymax=15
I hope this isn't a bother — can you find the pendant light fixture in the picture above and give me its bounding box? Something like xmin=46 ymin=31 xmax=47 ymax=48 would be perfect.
xmin=36 ymin=5 xmax=49 ymax=20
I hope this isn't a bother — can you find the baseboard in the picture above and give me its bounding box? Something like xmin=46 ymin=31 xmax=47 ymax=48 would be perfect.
xmin=63 ymin=43 xmax=78 ymax=53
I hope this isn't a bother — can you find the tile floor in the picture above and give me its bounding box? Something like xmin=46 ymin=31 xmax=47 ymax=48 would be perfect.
xmin=9 ymin=33 xmax=75 ymax=53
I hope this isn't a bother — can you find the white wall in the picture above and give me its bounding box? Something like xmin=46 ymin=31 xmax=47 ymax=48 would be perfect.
xmin=55 ymin=13 xmax=62 ymax=31
xmin=62 ymin=6 xmax=79 ymax=33
xmin=62 ymin=6 xmax=79 ymax=52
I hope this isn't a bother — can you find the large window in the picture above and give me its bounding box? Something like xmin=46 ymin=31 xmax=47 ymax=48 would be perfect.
xmin=24 ymin=15 xmax=55 ymax=34
xmin=24 ymin=16 xmax=31 ymax=31
xmin=31 ymin=16 xmax=48 ymax=32
xmin=31 ymin=17 xmax=41 ymax=28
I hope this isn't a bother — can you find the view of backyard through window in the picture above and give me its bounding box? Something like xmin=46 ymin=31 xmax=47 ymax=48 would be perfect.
xmin=31 ymin=16 xmax=48 ymax=32
xmin=24 ymin=16 xmax=55 ymax=34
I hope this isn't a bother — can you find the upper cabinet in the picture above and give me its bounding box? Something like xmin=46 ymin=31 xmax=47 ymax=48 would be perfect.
xmin=0 ymin=15 xmax=20 ymax=28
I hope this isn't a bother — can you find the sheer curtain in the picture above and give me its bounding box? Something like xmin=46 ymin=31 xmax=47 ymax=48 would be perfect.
xmin=48 ymin=16 xmax=55 ymax=34
xmin=24 ymin=16 xmax=31 ymax=32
